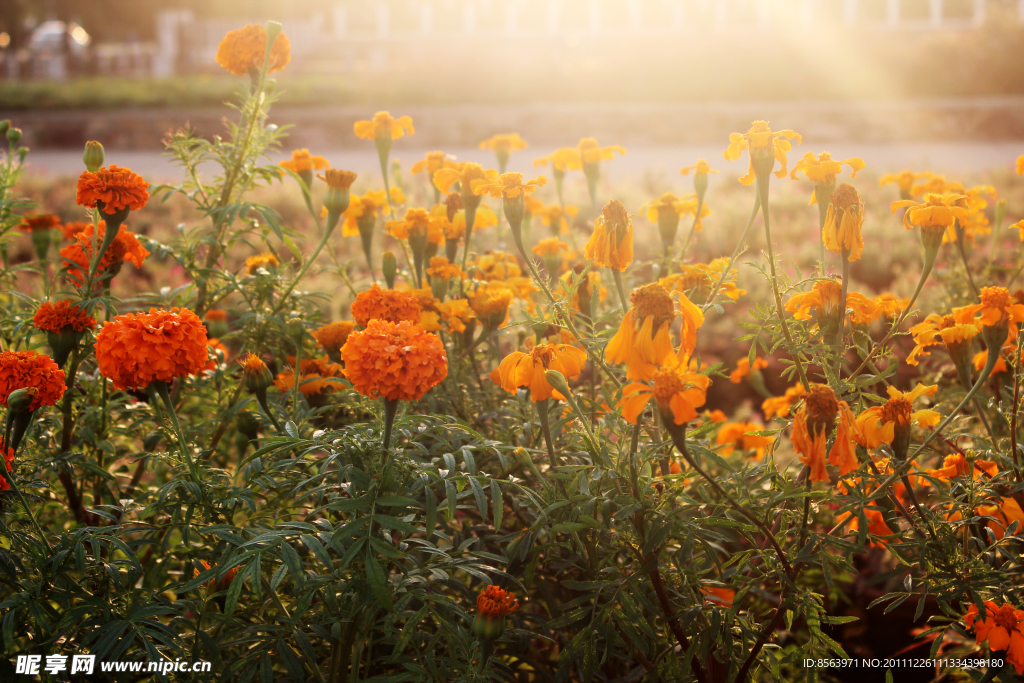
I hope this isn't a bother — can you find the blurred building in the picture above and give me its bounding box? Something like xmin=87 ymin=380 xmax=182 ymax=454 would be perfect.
xmin=3 ymin=0 xmax=1024 ymax=80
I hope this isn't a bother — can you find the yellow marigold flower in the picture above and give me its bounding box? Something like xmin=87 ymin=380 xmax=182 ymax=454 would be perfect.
xmin=729 ymin=357 xmax=768 ymax=383
xmin=432 ymin=162 xmax=498 ymax=197
xmin=558 ymin=267 xmax=606 ymax=314
xmin=660 ymin=259 xmax=745 ymax=303
xmin=245 ymin=252 xmax=279 ymax=275
xmin=762 ymin=383 xmax=806 ymax=420
xmin=607 ymin=283 xmax=703 ymax=381
xmin=472 ymin=250 xmax=521 ymax=281
xmin=469 ymin=285 xmax=513 ymax=329
xmin=892 ymin=193 xmax=970 ymax=255
xmin=822 ymin=183 xmax=865 ymax=261
xmin=480 ymin=133 xmax=528 ymax=154
xmin=961 ymin=286 xmax=1024 ymax=345
xmin=680 ymin=159 xmax=720 ymax=176
xmin=906 ymin=309 xmax=978 ymax=366
xmin=640 ymin=193 xmax=711 ymax=231
xmin=845 ymin=292 xmax=878 ymax=326
xmin=1011 ymin=219 xmax=1024 ymax=241
xmin=716 ymin=421 xmax=771 ymax=460
xmin=792 ymin=384 xmax=860 ymax=483
xmin=450 ymin=204 xmax=498 ymax=238
xmin=973 ymin=349 xmax=1009 ymax=375
xmin=279 ymin=149 xmax=329 ymax=175
xmin=353 ymin=111 xmax=415 ymax=141
xmin=790 ymin=151 xmax=864 ymax=205
xmin=436 ymin=298 xmax=475 ymax=334
xmin=928 ymin=453 xmax=998 ymax=481
xmin=874 ymin=293 xmax=910 ymax=320
xmin=880 ymin=170 xmax=933 ymax=197
xmin=619 ymin=357 xmax=710 ymax=426
xmin=533 ymin=148 xmax=578 ymax=173
xmin=341 ymin=190 xmax=388 ymax=237
xmin=215 ymin=23 xmax=290 ymax=76
xmin=856 ymin=384 xmax=940 ymax=457
xmin=539 ymin=204 xmax=578 ymax=235
xmin=566 ymin=138 xmax=626 ymax=170
xmin=532 ymin=238 xmax=571 ymax=258
xmin=723 ymin=120 xmax=802 ymax=185
xmin=411 ymin=151 xmax=456 ymax=176
xmin=584 ymin=200 xmax=633 ymax=271
xmin=495 ymin=343 xmax=587 ymax=402
xmin=785 ymin=277 xmax=844 ymax=325
xmin=386 ymin=208 xmax=445 ymax=245
xmin=1017 ymin=154 xmax=1024 ymax=175
xmin=474 ymin=172 xmax=546 ymax=199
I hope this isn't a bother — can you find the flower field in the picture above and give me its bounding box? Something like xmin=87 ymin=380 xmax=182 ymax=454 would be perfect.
xmin=4 ymin=20 xmax=1024 ymax=683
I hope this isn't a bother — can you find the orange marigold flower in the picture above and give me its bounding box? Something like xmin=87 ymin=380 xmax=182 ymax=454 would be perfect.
xmin=927 ymin=453 xmax=998 ymax=482
xmin=1018 ymin=154 xmax=1024 ymax=175
xmin=351 ymin=285 xmax=423 ymax=327
xmin=585 ymin=199 xmax=633 ymax=271
xmin=94 ymin=308 xmax=209 ymax=390
xmin=729 ymin=356 xmax=768 ymax=383
xmin=203 ymin=338 xmax=228 ymax=372
xmin=0 ymin=439 xmax=13 ymax=492
xmin=606 ymin=283 xmax=702 ymax=381
xmin=837 ymin=508 xmax=895 ymax=548
xmin=701 ymin=586 xmax=735 ymax=607
xmin=426 ymin=257 xmax=462 ymax=280
xmin=198 ymin=559 xmax=240 ymax=593
xmin=245 ymin=252 xmax=279 ymax=275
xmin=785 ymin=278 xmax=844 ymax=326
xmin=353 ymin=111 xmax=415 ymax=141
xmin=791 ymin=384 xmax=860 ymax=483
xmin=477 ymin=585 xmax=519 ymax=618
xmin=495 ymin=344 xmax=587 ymax=402
xmin=960 ymin=286 xmax=1024 ymax=342
xmin=762 ymin=383 xmax=806 ymax=420
xmin=75 ymin=165 xmax=149 ymax=215
xmin=341 ymin=320 xmax=447 ymax=401
xmin=205 ymin=309 xmax=228 ymax=322
xmin=342 ymin=190 xmax=389 ymax=237
xmin=973 ymin=349 xmax=1010 ymax=375
xmin=61 ymin=221 xmax=91 ymax=240
xmin=906 ymin=309 xmax=978 ymax=366
xmin=0 ymin=350 xmax=66 ymax=410
xmin=660 ymin=259 xmax=746 ymax=303
xmin=313 ymin=321 xmax=356 ymax=360
xmin=963 ymin=601 xmax=1024 ymax=674
xmin=976 ymin=498 xmax=1024 ymax=543
xmin=60 ymin=222 xmax=150 ymax=285
xmin=33 ymin=299 xmax=96 ymax=334
xmin=278 ymin=149 xmax=329 ymax=174
xmin=215 ymin=23 xmax=290 ymax=76
xmin=716 ymin=421 xmax=771 ymax=460
xmin=274 ymin=356 xmax=346 ymax=397
xmin=822 ymin=183 xmax=865 ymax=261
xmin=619 ymin=357 xmax=710 ymax=425
xmin=558 ymin=267 xmax=606 ymax=314
xmin=855 ymin=384 xmax=940 ymax=456
xmin=18 ymin=214 xmax=61 ymax=232
xmin=723 ymin=120 xmax=802 ymax=185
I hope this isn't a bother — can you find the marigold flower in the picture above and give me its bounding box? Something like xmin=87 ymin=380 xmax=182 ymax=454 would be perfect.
xmin=963 ymin=601 xmax=1024 ymax=674
xmin=278 ymin=149 xmax=329 ymax=175
xmin=790 ymin=152 xmax=864 ymax=203
xmin=822 ymin=183 xmax=864 ymax=261
xmin=1018 ymin=155 xmax=1024 ymax=175
xmin=531 ymin=238 xmax=571 ymax=259
xmin=558 ymin=267 xmax=606 ymax=314
xmin=341 ymin=320 xmax=447 ymax=401
xmin=762 ymin=383 xmax=806 ymax=420
xmin=386 ymin=208 xmax=445 ymax=245
xmin=274 ymin=356 xmax=346 ymax=398
xmin=432 ymin=162 xmax=497 ymax=198
xmin=205 ymin=309 xmax=228 ymax=322
xmin=729 ymin=357 xmax=768 ymax=383
xmin=791 ymin=384 xmax=860 ymax=483
xmin=619 ymin=357 xmax=710 ymax=425
xmin=973 ymin=349 xmax=1009 ymax=375
xmin=75 ymin=165 xmax=149 ymax=215
xmin=474 ymin=585 xmax=519 ymax=641
xmin=61 ymin=221 xmax=91 ymax=240
xmin=906 ymin=309 xmax=978 ymax=366
xmin=341 ymin=191 xmax=388 ymax=237
xmin=701 ymin=586 xmax=735 ymax=607
xmin=437 ymin=298 xmax=475 ymax=334
xmin=495 ymin=344 xmax=587 ymax=402
xmin=0 ymin=350 xmax=66 ymax=410
xmin=479 ymin=133 xmax=528 ymax=155
xmin=566 ymin=138 xmax=626 ymax=170
xmin=472 ymin=251 xmax=522 ymax=282
xmin=660 ymin=259 xmax=745 ymax=303
xmin=468 ymin=286 xmax=513 ymax=329
xmin=837 ymin=508 xmax=895 ymax=547
xmin=473 ymin=172 xmax=546 ymax=200
xmin=198 ymin=559 xmax=239 ymax=593
xmin=60 ymin=222 xmax=150 ymax=284
xmin=533 ymin=148 xmax=578 ymax=173
xmin=785 ymin=278 xmax=844 ymax=332
xmin=680 ymin=160 xmax=720 ymax=176
xmin=891 ymin=193 xmax=968 ymax=231
xmin=245 ymin=252 xmax=279 ymax=275
xmin=539 ymin=204 xmax=578 ymax=235
xmin=723 ymin=120 xmax=802 ymax=185
xmin=202 ymin=339 xmax=228 ymax=372
xmin=606 ymin=283 xmax=702 ymax=381
xmin=33 ymin=299 xmax=96 ymax=334
xmin=927 ymin=453 xmax=998 ymax=482
xmin=716 ymin=421 xmax=771 ymax=460
xmin=584 ymin=200 xmax=633 ymax=271
xmin=239 ymin=353 xmax=274 ymax=393
xmin=313 ymin=321 xmax=356 ymax=362
xmin=411 ymin=151 xmax=456 ymax=176
xmin=960 ymin=286 xmax=1024 ymax=342
xmin=94 ymin=308 xmax=209 ymax=391
xmin=351 ymin=285 xmax=423 ymax=327
xmin=0 ymin=439 xmax=13 ymax=492
xmin=880 ymin=170 xmax=932 ymax=198
xmin=446 ymin=205 xmax=498 ymax=243
xmin=975 ymin=498 xmax=1024 ymax=543
xmin=641 ymin=193 xmax=711 ymax=244
xmin=215 ymin=23 xmax=290 ymax=75
xmin=855 ymin=384 xmax=940 ymax=457
xmin=18 ymin=214 xmax=61 ymax=232
xmin=425 ymin=256 xmax=462 ymax=280
xmin=354 ymin=111 xmax=415 ymax=141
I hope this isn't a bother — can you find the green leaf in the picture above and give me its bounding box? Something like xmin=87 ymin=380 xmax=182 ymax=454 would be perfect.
xmin=491 ymin=479 xmax=503 ymax=530
xmin=365 ymin=550 xmax=393 ymax=612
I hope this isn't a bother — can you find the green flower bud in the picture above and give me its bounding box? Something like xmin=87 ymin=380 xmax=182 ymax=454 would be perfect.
xmin=83 ymin=140 xmax=105 ymax=172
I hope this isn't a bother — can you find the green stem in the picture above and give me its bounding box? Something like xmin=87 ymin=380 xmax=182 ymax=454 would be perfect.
xmin=611 ymin=269 xmax=629 ymax=314
xmin=677 ymin=196 xmax=704 ymax=263
xmin=536 ymin=399 xmax=558 ymax=471
xmin=703 ymin=191 xmax=760 ymax=311
xmin=835 ymin=253 xmax=850 ymax=378
xmin=381 ymin=398 xmax=399 ymax=452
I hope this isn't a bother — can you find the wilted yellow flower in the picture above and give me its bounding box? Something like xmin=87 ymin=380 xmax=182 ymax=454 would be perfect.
xmin=353 ymin=111 xmax=415 ymax=141
xmin=822 ymin=183 xmax=865 ymax=261
xmin=723 ymin=120 xmax=802 ymax=185
xmin=584 ymin=200 xmax=633 ymax=271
